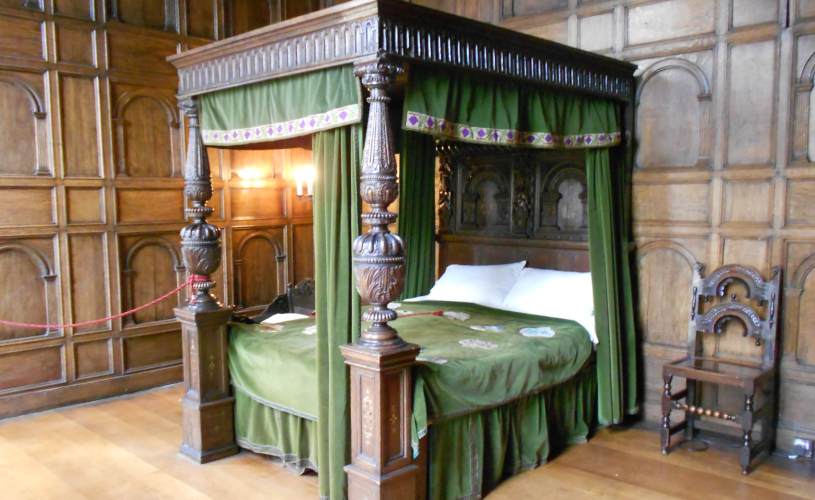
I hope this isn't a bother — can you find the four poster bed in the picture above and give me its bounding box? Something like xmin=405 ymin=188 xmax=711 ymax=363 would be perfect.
xmin=167 ymin=2 xmax=638 ymax=499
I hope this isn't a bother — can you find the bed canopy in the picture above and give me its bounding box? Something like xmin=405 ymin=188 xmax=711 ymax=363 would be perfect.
xmin=167 ymin=2 xmax=637 ymax=499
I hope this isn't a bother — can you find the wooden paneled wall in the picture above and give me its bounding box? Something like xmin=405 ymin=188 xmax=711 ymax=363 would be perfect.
xmin=401 ymin=0 xmax=814 ymax=452
xmin=0 ymin=0 xmax=314 ymax=418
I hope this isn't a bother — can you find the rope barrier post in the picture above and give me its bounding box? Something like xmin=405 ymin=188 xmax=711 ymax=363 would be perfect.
xmin=175 ymin=97 xmax=238 ymax=464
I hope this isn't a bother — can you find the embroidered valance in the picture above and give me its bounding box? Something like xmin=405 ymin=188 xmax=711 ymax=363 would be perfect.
xmin=403 ymin=65 xmax=621 ymax=148
xmin=200 ymin=65 xmax=362 ymax=146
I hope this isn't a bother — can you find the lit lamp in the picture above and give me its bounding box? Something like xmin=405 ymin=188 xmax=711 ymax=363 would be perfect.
xmin=293 ymin=166 xmax=315 ymax=201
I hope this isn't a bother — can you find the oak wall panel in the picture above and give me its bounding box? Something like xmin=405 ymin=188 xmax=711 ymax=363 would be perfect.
xmin=516 ymin=19 xmax=568 ymax=44
xmin=66 ymin=187 xmax=104 ymax=224
xmin=626 ymin=0 xmax=715 ymax=47
xmin=726 ymin=40 xmax=776 ymax=168
xmin=116 ymin=188 xmax=185 ymax=223
xmin=0 ymin=80 xmax=39 ymax=176
xmin=0 ymin=15 xmax=44 ymax=60
xmin=578 ymin=12 xmax=613 ymax=52
xmin=632 ymin=182 xmax=710 ymax=225
xmin=107 ymin=32 xmax=178 ymax=76
xmin=796 ymin=269 xmax=815 ymax=366
xmin=187 ymin=0 xmax=216 ymax=39
xmin=59 ymin=75 xmax=101 ymax=177
xmin=74 ymin=339 xmax=113 ymax=379
xmin=731 ymin=0 xmax=778 ymax=29
xmin=292 ymin=223 xmax=314 ymax=285
xmin=69 ymin=234 xmax=108 ymax=334
xmin=0 ymin=187 xmax=54 ymax=226
xmin=721 ymin=179 xmax=773 ymax=227
xmin=785 ymin=179 xmax=815 ymax=227
xmin=53 ymin=0 xmax=95 ymax=20
xmin=0 ymin=346 xmax=64 ymax=394
xmin=55 ymin=25 xmax=95 ymax=66
xmin=123 ymin=331 xmax=182 ymax=372
xmin=231 ymin=187 xmax=286 ymax=220
xmin=0 ymin=247 xmax=49 ymax=342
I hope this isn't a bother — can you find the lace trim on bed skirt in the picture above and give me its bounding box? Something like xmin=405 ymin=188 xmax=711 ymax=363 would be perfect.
xmin=232 ymin=382 xmax=318 ymax=422
xmin=236 ymin=436 xmax=319 ymax=474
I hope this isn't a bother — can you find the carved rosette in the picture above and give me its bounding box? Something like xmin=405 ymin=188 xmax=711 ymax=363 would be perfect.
xmin=353 ymin=61 xmax=406 ymax=348
xmin=179 ymin=98 xmax=221 ymax=310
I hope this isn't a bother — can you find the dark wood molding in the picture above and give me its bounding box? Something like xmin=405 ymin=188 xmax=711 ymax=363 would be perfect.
xmin=168 ymin=0 xmax=636 ymax=101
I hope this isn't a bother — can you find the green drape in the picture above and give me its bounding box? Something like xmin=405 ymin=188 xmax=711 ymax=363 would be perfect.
xmin=398 ymin=131 xmax=437 ymax=299
xmin=313 ymin=125 xmax=361 ymax=500
xmin=586 ymin=148 xmax=638 ymax=425
xmin=200 ymin=65 xmax=362 ymax=146
xmin=403 ymin=65 xmax=621 ymax=148
xmin=403 ymin=64 xmax=638 ymax=425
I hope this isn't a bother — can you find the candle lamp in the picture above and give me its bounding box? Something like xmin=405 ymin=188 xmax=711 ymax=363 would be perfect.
xmin=293 ymin=166 xmax=314 ymax=202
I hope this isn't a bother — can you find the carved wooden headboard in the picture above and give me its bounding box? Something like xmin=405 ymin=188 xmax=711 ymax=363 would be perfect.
xmin=436 ymin=141 xmax=590 ymax=275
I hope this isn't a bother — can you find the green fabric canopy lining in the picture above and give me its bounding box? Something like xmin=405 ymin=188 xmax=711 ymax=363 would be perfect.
xmin=403 ymin=65 xmax=621 ymax=148
xmin=200 ymin=65 xmax=362 ymax=146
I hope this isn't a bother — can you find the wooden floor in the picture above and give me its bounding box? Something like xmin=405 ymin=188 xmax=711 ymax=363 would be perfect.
xmin=0 ymin=384 xmax=811 ymax=499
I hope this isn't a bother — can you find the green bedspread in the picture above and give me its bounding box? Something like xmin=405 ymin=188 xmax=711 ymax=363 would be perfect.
xmin=229 ymin=300 xmax=593 ymax=452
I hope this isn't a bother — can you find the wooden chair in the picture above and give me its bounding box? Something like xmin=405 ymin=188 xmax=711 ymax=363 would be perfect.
xmin=253 ymin=278 xmax=316 ymax=322
xmin=661 ymin=263 xmax=781 ymax=474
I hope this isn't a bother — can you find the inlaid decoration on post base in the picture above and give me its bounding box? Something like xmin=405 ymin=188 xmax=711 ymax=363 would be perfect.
xmin=174 ymin=97 xmax=237 ymax=464
xmin=343 ymin=60 xmax=420 ymax=500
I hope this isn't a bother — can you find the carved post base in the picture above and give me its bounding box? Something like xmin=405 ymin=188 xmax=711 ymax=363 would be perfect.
xmin=175 ymin=306 xmax=238 ymax=464
xmin=340 ymin=342 xmax=421 ymax=500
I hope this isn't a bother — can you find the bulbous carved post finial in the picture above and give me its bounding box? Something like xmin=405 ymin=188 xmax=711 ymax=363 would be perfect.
xmin=352 ymin=61 xmax=406 ymax=348
xmin=179 ymin=97 xmax=221 ymax=310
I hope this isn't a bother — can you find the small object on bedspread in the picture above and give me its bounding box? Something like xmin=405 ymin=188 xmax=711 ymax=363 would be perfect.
xmin=396 ymin=310 xmax=413 ymax=315
xmin=259 ymin=323 xmax=284 ymax=331
xmin=443 ymin=311 xmax=470 ymax=321
xmin=302 ymin=325 xmax=317 ymax=335
xmin=519 ymin=326 xmax=556 ymax=338
xmin=459 ymin=338 xmax=498 ymax=350
xmin=470 ymin=325 xmax=504 ymax=332
xmin=416 ymin=356 xmax=448 ymax=364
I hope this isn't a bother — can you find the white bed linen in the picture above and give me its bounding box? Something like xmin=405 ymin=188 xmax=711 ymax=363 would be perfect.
xmin=422 ymin=261 xmax=525 ymax=309
xmin=261 ymin=313 xmax=309 ymax=324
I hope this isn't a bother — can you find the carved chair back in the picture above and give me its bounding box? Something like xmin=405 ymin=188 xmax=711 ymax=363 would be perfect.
xmin=688 ymin=263 xmax=781 ymax=369
xmin=289 ymin=278 xmax=316 ymax=315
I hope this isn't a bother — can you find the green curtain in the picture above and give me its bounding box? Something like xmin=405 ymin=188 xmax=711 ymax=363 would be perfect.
xmin=398 ymin=131 xmax=437 ymax=299
xmin=313 ymin=125 xmax=362 ymax=500
xmin=200 ymin=65 xmax=362 ymax=147
xmin=586 ymin=148 xmax=638 ymax=425
xmin=403 ymin=63 xmax=638 ymax=425
xmin=403 ymin=65 xmax=621 ymax=148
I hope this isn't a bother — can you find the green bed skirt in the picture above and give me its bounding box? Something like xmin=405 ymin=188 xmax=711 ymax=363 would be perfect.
xmin=234 ymin=389 xmax=320 ymax=475
xmin=233 ymin=362 xmax=596 ymax=499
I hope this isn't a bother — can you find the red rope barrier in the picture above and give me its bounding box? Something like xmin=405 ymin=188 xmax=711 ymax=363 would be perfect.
xmin=399 ymin=311 xmax=444 ymax=318
xmin=0 ymin=276 xmax=202 ymax=329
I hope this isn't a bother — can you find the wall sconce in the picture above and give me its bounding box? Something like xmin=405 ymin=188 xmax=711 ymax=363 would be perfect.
xmin=293 ymin=166 xmax=315 ymax=201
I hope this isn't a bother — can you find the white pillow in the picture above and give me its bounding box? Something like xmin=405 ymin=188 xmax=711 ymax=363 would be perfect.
xmin=261 ymin=313 xmax=309 ymax=324
xmin=424 ymin=261 xmax=526 ymax=309
xmin=502 ymin=268 xmax=594 ymax=322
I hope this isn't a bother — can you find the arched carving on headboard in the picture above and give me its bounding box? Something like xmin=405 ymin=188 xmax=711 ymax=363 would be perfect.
xmin=0 ymin=74 xmax=50 ymax=176
xmin=234 ymin=231 xmax=287 ymax=309
xmin=539 ymin=162 xmax=587 ymax=232
xmin=635 ymin=58 xmax=712 ymax=168
xmin=792 ymin=50 xmax=815 ymax=162
xmin=0 ymin=242 xmax=59 ymax=337
xmin=112 ymin=89 xmax=182 ymax=178
xmin=462 ymin=167 xmax=511 ymax=230
xmin=121 ymin=237 xmax=185 ymax=326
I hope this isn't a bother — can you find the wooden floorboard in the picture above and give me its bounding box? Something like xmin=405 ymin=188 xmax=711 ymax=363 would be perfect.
xmin=0 ymin=383 xmax=811 ymax=499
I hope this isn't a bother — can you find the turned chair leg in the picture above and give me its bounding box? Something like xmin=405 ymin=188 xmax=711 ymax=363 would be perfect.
xmin=661 ymin=373 xmax=673 ymax=454
xmin=685 ymin=379 xmax=697 ymax=441
xmin=741 ymin=392 xmax=754 ymax=475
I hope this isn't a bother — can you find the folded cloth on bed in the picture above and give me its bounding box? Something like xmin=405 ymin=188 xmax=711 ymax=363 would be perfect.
xmin=229 ymin=300 xmax=592 ymax=459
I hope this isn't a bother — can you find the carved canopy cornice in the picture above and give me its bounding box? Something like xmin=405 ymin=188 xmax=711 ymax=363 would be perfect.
xmin=167 ymin=0 xmax=636 ymax=101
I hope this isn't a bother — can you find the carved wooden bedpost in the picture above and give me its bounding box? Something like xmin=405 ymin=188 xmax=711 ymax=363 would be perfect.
xmin=174 ymin=97 xmax=238 ymax=464
xmin=340 ymin=61 xmax=421 ymax=500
